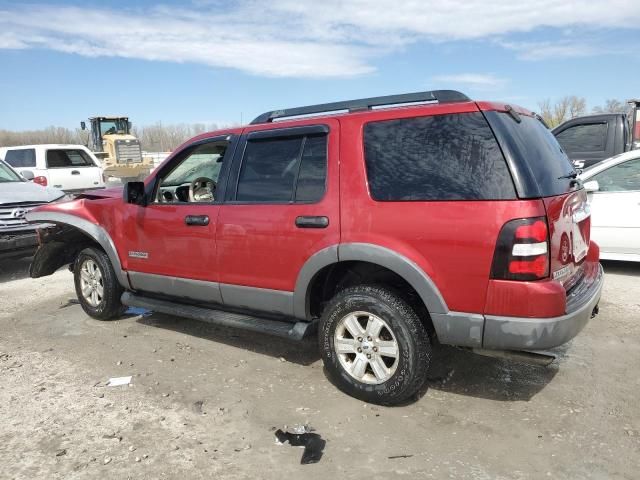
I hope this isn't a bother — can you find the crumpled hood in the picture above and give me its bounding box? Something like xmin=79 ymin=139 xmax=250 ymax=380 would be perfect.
xmin=76 ymin=186 xmax=123 ymax=199
xmin=0 ymin=182 xmax=65 ymax=204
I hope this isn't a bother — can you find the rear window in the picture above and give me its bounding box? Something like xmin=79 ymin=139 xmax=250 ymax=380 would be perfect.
xmin=46 ymin=149 xmax=95 ymax=168
xmin=4 ymin=148 xmax=36 ymax=168
xmin=363 ymin=112 xmax=516 ymax=201
xmin=484 ymin=111 xmax=575 ymax=198
xmin=555 ymin=123 xmax=607 ymax=153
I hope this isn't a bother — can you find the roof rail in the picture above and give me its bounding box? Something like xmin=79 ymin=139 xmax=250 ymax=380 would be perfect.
xmin=250 ymin=90 xmax=470 ymax=124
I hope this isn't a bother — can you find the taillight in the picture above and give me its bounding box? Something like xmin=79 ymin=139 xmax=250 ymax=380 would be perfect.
xmin=491 ymin=217 xmax=549 ymax=281
xmin=33 ymin=176 xmax=48 ymax=187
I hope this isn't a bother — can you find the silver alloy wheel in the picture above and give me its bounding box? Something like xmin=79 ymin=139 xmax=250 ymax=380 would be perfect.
xmin=334 ymin=311 xmax=400 ymax=385
xmin=79 ymin=258 xmax=104 ymax=307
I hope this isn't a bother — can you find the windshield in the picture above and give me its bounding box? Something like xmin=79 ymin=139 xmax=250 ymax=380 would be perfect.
xmin=100 ymin=119 xmax=129 ymax=136
xmin=0 ymin=161 xmax=23 ymax=182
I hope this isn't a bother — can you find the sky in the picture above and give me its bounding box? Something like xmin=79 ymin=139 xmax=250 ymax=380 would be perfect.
xmin=0 ymin=0 xmax=639 ymax=130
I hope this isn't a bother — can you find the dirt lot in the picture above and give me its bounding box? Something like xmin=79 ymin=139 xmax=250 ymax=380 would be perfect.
xmin=0 ymin=258 xmax=638 ymax=479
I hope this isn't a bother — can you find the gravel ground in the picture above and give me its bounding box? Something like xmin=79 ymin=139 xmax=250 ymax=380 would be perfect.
xmin=0 ymin=257 xmax=638 ymax=479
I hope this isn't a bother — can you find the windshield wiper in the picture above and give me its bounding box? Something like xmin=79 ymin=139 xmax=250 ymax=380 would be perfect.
xmin=558 ymin=171 xmax=578 ymax=180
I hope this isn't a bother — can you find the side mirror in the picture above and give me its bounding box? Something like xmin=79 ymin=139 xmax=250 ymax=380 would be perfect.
xmin=583 ymin=180 xmax=599 ymax=193
xmin=80 ymin=121 xmax=86 ymax=131
xmin=123 ymin=181 xmax=147 ymax=206
xmin=21 ymin=170 xmax=35 ymax=181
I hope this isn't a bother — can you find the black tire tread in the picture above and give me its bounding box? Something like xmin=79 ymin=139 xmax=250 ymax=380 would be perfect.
xmin=74 ymin=247 xmax=126 ymax=321
xmin=319 ymin=284 xmax=431 ymax=405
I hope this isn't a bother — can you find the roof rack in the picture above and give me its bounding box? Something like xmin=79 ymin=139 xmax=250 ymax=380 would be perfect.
xmin=250 ymin=90 xmax=471 ymax=124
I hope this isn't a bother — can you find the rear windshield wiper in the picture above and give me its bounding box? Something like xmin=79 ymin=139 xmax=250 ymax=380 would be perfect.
xmin=558 ymin=171 xmax=578 ymax=180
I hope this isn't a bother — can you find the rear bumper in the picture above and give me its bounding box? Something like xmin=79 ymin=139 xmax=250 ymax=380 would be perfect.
xmin=0 ymin=230 xmax=39 ymax=259
xmin=482 ymin=263 xmax=603 ymax=350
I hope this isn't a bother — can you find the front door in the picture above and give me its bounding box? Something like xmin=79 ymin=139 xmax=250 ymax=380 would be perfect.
xmin=121 ymin=136 xmax=235 ymax=302
xmin=216 ymin=121 xmax=340 ymax=316
xmin=588 ymin=157 xmax=640 ymax=256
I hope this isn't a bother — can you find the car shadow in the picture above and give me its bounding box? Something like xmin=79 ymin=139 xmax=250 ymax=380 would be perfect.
xmin=136 ymin=312 xmax=320 ymax=366
xmin=601 ymin=259 xmax=640 ymax=277
xmin=0 ymin=256 xmax=33 ymax=284
xmin=137 ymin=312 xmax=558 ymax=403
xmin=419 ymin=343 xmax=558 ymax=403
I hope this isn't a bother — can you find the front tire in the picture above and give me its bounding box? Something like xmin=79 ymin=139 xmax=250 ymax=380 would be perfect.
xmin=319 ymin=285 xmax=431 ymax=405
xmin=74 ymin=247 xmax=125 ymax=320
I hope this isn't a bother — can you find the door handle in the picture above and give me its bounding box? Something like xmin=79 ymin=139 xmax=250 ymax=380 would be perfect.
xmin=295 ymin=216 xmax=329 ymax=228
xmin=185 ymin=215 xmax=210 ymax=226
xmin=71 ymin=170 xmax=80 ymax=175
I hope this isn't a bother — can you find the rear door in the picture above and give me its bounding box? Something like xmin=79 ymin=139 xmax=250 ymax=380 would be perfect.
xmin=45 ymin=148 xmax=103 ymax=191
xmin=586 ymin=157 xmax=640 ymax=256
xmin=216 ymin=121 xmax=339 ymax=315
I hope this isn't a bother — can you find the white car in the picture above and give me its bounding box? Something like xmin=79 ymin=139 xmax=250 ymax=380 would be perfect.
xmin=580 ymin=150 xmax=640 ymax=261
xmin=0 ymin=144 xmax=104 ymax=193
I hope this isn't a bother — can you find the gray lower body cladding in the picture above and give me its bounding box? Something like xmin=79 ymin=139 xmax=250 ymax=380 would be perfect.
xmin=435 ymin=264 xmax=604 ymax=351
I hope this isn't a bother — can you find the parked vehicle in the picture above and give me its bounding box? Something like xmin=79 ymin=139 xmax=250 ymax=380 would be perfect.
xmin=0 ymin=160 xmax=66 ymax=260
xmin=580 ymin=150 xmax=640 ymax=262
xmin=552 ymin=100 xmax=640 ymax=169
xmin=0 ymin=144 xmax=105 ymax=193
xmin=26 ymin=90 xmax=603 ymax=405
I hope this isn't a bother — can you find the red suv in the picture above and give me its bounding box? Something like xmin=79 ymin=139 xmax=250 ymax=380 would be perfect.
xmin=28 ymin=90 xmax=603 ymax=405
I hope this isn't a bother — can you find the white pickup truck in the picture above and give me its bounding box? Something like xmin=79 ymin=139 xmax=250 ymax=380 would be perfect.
xmin=0 ymin=144 xmax=105 ymax=193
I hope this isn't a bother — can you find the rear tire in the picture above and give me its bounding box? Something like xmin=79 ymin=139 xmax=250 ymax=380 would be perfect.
xmin=74 ymin=247 xmax=126 ymax=320
xmin=318 ymin=285 xmax=431 ymax=405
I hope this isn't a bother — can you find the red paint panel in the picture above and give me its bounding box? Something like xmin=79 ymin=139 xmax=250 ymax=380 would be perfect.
xmin=484 ymin=278 xmax=566 ymax=318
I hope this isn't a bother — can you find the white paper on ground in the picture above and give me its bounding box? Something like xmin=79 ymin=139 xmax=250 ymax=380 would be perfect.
xmin=106 ymin=376 xmax=132 ymax=387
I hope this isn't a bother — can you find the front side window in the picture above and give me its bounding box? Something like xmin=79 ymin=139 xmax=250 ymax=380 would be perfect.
xmin=157 ymin=141 xmax=228 ymax=203
xmin=364 ymin=112 xmax=515 ymax=201
xmin=236 ymin=133 xmax=327 ymax=203
xmin=592 ymin=158 xmax=640 ymax=192
xmin=46 ymin=149 xmax=96 ymax=168
xmin=555 ymin=123 xmax=608 ymax=153
xmin=5 ymin=148 xmax=36 ymax=168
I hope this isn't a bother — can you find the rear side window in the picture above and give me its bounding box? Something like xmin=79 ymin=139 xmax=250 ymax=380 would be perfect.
xmin=363 ymin=112 xmax=515 ymax=201
xmin=236 ymin=134 xmax=327 ymax=203
xmin=4 ymin=148 xmax=36 ymax=168
xmin=484 ymin=111 xmax=575 ymax=198
xmin=555 ymin=123 xmax=607 ymax=153
xmin=46 ymin=149 xmax=95 ymax=168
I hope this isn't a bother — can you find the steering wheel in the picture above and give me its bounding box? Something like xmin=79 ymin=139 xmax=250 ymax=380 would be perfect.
xmin=189 ymin=177 xmax=217 ymax=202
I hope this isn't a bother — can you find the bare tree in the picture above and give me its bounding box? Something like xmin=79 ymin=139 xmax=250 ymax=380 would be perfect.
xmin=0 ymin=122 xmax=236 ymax=151
xmin=592 ymin=99 xmax=629 ymax=115
xmin=537 ymin=96 xmax=587 ymax=128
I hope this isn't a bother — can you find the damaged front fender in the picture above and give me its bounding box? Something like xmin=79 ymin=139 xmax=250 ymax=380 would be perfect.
xmin=26 ymin=211 xmax=130 ymax=289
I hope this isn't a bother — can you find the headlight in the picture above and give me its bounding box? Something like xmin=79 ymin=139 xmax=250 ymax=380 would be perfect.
xmin=55 ymin=194 xmax=75 ymax=203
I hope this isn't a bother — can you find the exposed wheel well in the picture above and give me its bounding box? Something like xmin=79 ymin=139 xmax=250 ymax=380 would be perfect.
xmin=308 ymin=261 xmax=435 ymax=336
xmin=30 ymin=224 xmax=104 ymax=278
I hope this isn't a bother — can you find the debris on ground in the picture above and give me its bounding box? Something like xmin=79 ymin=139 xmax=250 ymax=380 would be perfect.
xmin=106 ymin=376 xmax=132 ymax=387
xmin=274 ymin=425 xmax=325 ymax=464
xmin=55 ymin=449 xmax=67 ymax=457
xmin=388 ymin=454 xmax=414 ymax=459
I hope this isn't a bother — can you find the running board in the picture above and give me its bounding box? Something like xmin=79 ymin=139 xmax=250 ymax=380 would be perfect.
xmin=121 ymin=292 xmax=316 ymax=340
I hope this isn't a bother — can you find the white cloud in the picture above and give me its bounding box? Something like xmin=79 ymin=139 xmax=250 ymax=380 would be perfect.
xmin=431 ymin=73 xmax=507 ymax=90
xmin=499 ymin=40 xmax=606 ymax=60
xmin=0 ymin=1 xmax=638 ymax=78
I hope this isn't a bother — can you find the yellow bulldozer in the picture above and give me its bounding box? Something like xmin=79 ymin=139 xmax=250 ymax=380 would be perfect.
xmin=81 ymin=116 xmax=153 ymax=182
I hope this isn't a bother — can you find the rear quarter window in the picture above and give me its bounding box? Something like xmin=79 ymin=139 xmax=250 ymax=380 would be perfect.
xmin=363 ymin=112 xmax=516 ymax=201
xmin=484 ymin=111 xmax=576 ymax=198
